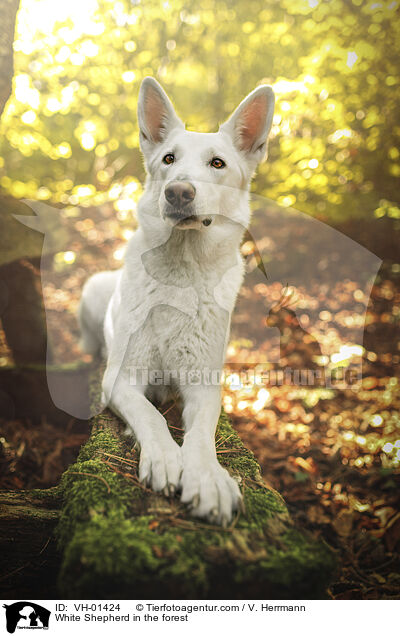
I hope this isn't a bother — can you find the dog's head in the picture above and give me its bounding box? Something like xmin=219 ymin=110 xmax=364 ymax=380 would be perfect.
xmin=137 ymin=77 xmax=274 ymax=232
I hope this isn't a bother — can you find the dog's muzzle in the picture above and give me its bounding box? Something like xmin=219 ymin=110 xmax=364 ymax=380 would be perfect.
xmin=165 ymin=181 xmax=196 ymax=210
xmin=164 ymin=180 xmax=196 ymax=223
xmin=163 ymin=181 xmax=212 ymax=227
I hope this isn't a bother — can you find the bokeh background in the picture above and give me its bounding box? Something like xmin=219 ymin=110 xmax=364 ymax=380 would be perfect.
xmin=2 ymin=0 xmax=400 ymax=219
xmin=0 ymin=0 xmax=399 ymax=599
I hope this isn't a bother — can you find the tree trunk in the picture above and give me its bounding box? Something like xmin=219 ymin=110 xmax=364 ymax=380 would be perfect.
xmin=0 ymin=259 xmax=51 ymax=365
xmin=0 ymin=362 xmax=91 ymax=423
xmin=0 ymin=3 xmax=52 ymax=365
xmin=0 ymin=0 xmax=20 ymax=117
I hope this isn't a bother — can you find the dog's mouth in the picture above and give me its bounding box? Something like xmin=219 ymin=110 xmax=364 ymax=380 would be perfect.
xmin=163 ymin=207 xmax=213 ymax=229
xmin=178 ymin=215 xmax=212 ymax=228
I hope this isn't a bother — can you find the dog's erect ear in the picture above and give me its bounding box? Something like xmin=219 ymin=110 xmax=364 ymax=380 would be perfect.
xmin=138 ymin=77 xmax=184 ymax=152
xmin=219 ymin=85 xmax=275 ymax=161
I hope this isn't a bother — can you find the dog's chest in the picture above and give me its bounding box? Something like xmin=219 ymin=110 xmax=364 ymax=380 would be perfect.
xmin=123 ymin=258 xmax=233 ymax=371
xmin=152 ymin=283 xmax=229 ymax=368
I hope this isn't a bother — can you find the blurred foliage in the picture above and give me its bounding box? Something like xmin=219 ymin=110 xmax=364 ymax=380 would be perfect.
xmin=1 ymin=1 xmax=399 ymax=599
xmin=0 ymin=0 xmax=399 ymax=221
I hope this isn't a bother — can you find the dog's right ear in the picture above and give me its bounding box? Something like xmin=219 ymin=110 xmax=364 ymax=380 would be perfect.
xmin=138 ymin=77 xmax=184 ymax=156
xmin=219 ymin=84 xmax=275 ymax=163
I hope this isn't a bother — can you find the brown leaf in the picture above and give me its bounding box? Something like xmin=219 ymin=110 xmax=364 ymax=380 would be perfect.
xmin=148 ymin=520 xmax=159 ymax=531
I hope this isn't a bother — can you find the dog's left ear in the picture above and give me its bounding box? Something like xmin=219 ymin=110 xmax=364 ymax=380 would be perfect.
xmin=219 ymin=85 xmax=275 ymax=162
xmin=138 ymin=77 xmax=184 ymax=156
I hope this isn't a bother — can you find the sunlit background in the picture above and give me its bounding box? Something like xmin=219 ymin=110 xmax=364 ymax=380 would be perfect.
xmin=1 ymin=0 xmax=400 ymax=220
xmin=0 ymin=0 xmax=399 ymax=598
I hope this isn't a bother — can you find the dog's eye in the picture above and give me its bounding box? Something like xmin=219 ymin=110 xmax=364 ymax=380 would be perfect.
xmin=162 ymin=153 xmax=175 ymax=165
xmin=210 ymin=157 xmax=226 ymax=169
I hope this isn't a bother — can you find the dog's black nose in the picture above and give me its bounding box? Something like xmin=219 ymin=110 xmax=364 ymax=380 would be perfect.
xmin=165 ymin=181 xmax=196 ymax=208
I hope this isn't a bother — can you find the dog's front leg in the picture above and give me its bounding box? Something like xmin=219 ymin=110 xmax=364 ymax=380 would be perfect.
xmin=103 ymin=372 xmax=182 ymax=496
xmin=180 ymin=385 xmax=242 ymax=526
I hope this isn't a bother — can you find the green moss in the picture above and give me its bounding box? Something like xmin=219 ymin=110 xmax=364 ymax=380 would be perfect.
xmin=56 ymin=428 xmax=138 ymax=547
xmin=27 ymin=486 xmax=62 ymax=503
xmin=56 ymin=409 xmax=336 ymax=599
xmin=215 ymin=409 xmax=261 ymax=480
xmin=241 ymin=487 xmax=287 ymax=527
xmin=76 ymin=430 xmax=122 ymax=462
xmin=60 ymin=511 xmax=212 ymax=597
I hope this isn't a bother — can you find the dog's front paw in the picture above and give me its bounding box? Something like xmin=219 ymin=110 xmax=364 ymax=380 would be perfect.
xmin=180 ymin=459 xmax=243 ymax=527
xmin=138 ymin=438 xmax=183 ymax=496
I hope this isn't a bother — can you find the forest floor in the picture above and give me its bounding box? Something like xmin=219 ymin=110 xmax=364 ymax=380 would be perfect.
xmin=0 ymin=203 xmax=399 ymax=599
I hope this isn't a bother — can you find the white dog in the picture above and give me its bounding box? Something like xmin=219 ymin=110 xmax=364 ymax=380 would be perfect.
xmin=78 ymin=77 xmax=274 ymax=526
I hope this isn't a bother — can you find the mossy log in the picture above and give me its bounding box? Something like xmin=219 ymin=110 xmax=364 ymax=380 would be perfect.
xmin=0 ymin=366 xmax=336 ymax=598
xmin=54 ymin=370 xmax=336 ymax=599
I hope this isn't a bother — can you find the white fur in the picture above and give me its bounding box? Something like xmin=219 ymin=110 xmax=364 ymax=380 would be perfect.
xmin=78 ymin=77 xmax=275 ymax=526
